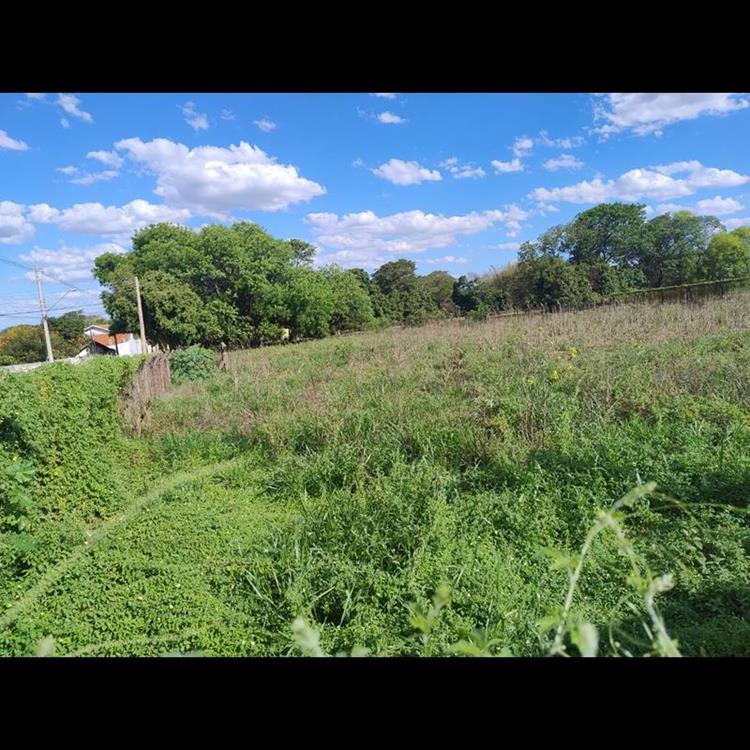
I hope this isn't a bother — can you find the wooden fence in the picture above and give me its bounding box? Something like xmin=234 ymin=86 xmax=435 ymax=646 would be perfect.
xmin=119 ymin=353 xmax=171 ymax=436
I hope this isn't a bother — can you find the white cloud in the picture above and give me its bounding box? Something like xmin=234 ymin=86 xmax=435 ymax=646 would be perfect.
xmin=69 ymin=170 xmax=119 ymax=186
xmin=0 ymin=201 xmax=35 ymax=244
xmin=56 ymin=94 xmax=93 ymax=123
xmin=725 ymin=217 xmax=750 ymax=230
xmin=181 ymin=102 xmax=208 ymax=131
xmin=531 ymin=161 xmax=749 ymax=204
xmin=537 ymin=131 xmax=584 ymax=149
xmin=306 ymin=206 xmax=526 ymax=257
xmin=221 ymin=109 xmax=236 ymax=121
xmin=20 ymin=242 xmax=126 ymax=283
xmin=439 ymin=157 xmax=485 ymax=179
xmin=0 ymin=129 xmax=28 ymax=151
xmin=25 ymin=93 xmax=47 ymax=100
xmin=372 ymin=158 xmax=441 ymax=186
xmin=426 ymin=255 xmax=468 ymax=265
xmin=377 ymin=111 xmax=407 ymax=125
xmin=60 ymin=118 xmax=70 ymax=129
xmin=694 ymin=196 xmax=744 ymax=216
xmin=87 ymin=149 xmax=124 ymax=168
xmin=653 ymin=195 xmax=744 ymax=217
xmin=254 ymin=118 xmax=277 ymax=133
xmin=492 ymin=158 xmax=524 ymax=173
xmin=493 ymin=242 xmax=521 ymax=250
xmin=27 ymin=199 xmax=191 ymax=242
xmin=593 ymin=93 xmax=749 ymax=136
xmin=57 ymin=166 xmax=79 ymax=175
xmin=535 ymin=202 xmax=560 ymax=215
xmin=371 ymin=93 xmax=397 ymax=99
xmin=543 ymin=153 xmax=584 ymax=171
xmin=115 ymin=137 xmax=325 ymax=216
xmin=513 ymin=137 xmax=534 ymax=158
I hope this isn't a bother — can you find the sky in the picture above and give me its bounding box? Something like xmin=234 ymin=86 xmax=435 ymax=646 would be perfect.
xmin=1 ymin=92 xmax=749 ymax=325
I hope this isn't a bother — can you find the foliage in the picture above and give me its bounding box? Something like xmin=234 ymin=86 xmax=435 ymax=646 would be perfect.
xmin=169 ymin=347 xmax=217 ymax=384
xmin=2 ymin=292 xmax=749 ymax=656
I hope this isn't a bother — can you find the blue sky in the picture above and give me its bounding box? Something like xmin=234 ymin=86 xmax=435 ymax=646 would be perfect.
xmin=1 ymin=92 xmax=749 ymax=324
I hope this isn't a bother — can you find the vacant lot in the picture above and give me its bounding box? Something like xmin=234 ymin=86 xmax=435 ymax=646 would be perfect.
xmin=2 ymin=293 xmax=750 ymax=656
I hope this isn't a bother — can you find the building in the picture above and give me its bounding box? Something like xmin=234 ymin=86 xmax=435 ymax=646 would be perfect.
xmin=81 ymin=325 xmax=150 ymax=356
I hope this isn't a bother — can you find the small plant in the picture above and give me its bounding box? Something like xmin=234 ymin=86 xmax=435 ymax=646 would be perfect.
xmin=170 ymin=347 xmax=217 ymax=384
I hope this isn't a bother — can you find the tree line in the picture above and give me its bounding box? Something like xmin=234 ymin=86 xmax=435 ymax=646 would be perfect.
xmin=3 ymin=202 xmax=749 ymax=362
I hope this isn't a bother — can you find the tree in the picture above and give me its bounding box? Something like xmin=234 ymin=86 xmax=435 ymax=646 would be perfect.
xmin=372 ymin=259 xmax=431 ymax=324
xmin=701 ymin=230 xmax=750 ymax=280
xmin=641 ymin=211 xmax=723 ymax=287
xmin=288 ymin=239 xmax=317 ymax=267
xmin=418 ymin=271 xmax=457 ymax=316
xmin=514 ymin=256 xmax=594 ymax=309
xmin=325 ymin=267 xmax=375 ymax=332
xmin=567 ymin=203 xmax=647 ymax=267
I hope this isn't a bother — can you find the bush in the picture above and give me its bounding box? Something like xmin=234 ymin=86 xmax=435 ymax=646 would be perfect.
xmin=170 ymin=347 xmax=217 ymax=384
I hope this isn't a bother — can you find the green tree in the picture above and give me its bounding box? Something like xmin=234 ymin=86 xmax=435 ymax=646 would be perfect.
xmin=418 ymin=270 xmax=457 ymax=316
xmin=567 ymin=203 xmax=647 ymax=267
xmin=701 ymin=230 xmax=750 ymax=280
xmin=325 ymin=267 xmax=375 ymax=332
xmin=372 ymin=259 xmax=430 ymax=324
xmin=641 ymin=211 xmax=723 ymax=287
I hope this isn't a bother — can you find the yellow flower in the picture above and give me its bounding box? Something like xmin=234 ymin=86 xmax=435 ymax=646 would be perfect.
xmin=549 ymin=369 xmax=559 ymax=382
xmin=526 ymin=376 xmax=536 ymax=385
xmin=569 ymin=347 xmax=578 ymax=359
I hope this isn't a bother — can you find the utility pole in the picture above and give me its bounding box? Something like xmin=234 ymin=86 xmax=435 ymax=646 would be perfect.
xmin=34 ymin=267 xmax=54 ymax=362
xmin=134 ymin=275 xmax=148 ymax=355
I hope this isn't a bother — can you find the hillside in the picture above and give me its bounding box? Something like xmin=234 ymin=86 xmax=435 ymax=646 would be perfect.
xmin=1 ymin=292 xmax=750 ymax=656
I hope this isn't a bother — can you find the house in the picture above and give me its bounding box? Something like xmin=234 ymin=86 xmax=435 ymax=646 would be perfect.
xmin=80 ymin=326 xmax=151 ymax=357
xmin=83 ymin=324 xmax=111 ymax=338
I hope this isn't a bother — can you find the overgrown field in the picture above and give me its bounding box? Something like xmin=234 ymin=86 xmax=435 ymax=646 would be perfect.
xmin=2 ymin=294 xmax=750 ymax=656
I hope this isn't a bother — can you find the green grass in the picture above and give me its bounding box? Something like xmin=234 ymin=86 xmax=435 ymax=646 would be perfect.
xmin=2 ymin=293 xmax=750 ymax=656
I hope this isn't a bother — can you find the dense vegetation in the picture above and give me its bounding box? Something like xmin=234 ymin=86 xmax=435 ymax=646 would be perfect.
xmin=1 ymin=292 xmax=749 ymax=656
xmin=90 ymin=204 xmax=750 ymax=352
xmin=0 ymin=311 xmax=106 ymax=366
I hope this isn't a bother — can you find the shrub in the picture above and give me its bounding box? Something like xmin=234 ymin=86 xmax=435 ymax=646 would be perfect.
xmin=170 ymin=347 xmax=217 ymax=384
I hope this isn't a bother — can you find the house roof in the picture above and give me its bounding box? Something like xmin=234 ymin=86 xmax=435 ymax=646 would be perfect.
xmin=85 ymin=324 xmax=109 ymax=331
xmin=92 ymin=333 xmax=130 ymax=349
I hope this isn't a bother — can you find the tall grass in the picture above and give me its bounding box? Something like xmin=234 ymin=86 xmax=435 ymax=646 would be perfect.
xmin=3 ymin=292 xmax=750 ymax=656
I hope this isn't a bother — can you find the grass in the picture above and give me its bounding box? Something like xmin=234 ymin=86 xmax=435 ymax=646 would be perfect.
xmin=2 ymin=292 xmax=750 ymax=656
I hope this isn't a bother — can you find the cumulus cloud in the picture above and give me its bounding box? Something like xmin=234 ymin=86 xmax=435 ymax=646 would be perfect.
xmin=306 ymin=206 xmax=527 ymax=257
xmin=27 ymin=199 xmax=191 ymax=242
xmin=20 ymin=242 xmax=127 ymax=283
xmin=593 ymin=93 xmax=749 ymax=137
xmin=0 ymin=201 xmax=35 ymax=244
xmin=181 ymin=102 xmax=208 ymax=131
xmin=530 ymin=161 xmax=749 ymax=204
xmin=377 ymin=111 xmax=407 ymax=125
xmin=0 ymin=129 xmax=28 ymax=151
xmin=221 ymin=109 xmax=236 ymax=121
xmin=694 ymin=196 xmax=744 ymax=216
xmin=254 ymin=118 xmax=277 ymax=133
xmin=87 ymin=149 xmax=124 ymax=168
xmin=57 ymin=166 xmax=79 ymax=175
xmin=60 ymin=118 xmax=70 ymax=129
xmin=439 ymin=157 xmax=485 ymax=179
xmin=543 ymin=153 xmax=584 ymax=171
xmin=653 ymin=195 xmax=744 ymax=217
xmin=513 ymin=137 xmax=534 ymax=158
xmin=492 ymin=158 xmax=524 ymax=173
xmin=371 ymin=93 xmax=397 ymax=99
xmin=372 ymin=158 xmax=442 ymax=186
xmin=313 ymin=248 xmax=391 ymax=271
xmin=493 ymin=242 xmax=521 ymax=250
xmin=114 ymin=137 xmax=325 ymax=216
xmin=56 ymin=94 xmax=93 ymax=123
xmin=25 ymin=93 xmax=47 ymax=100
